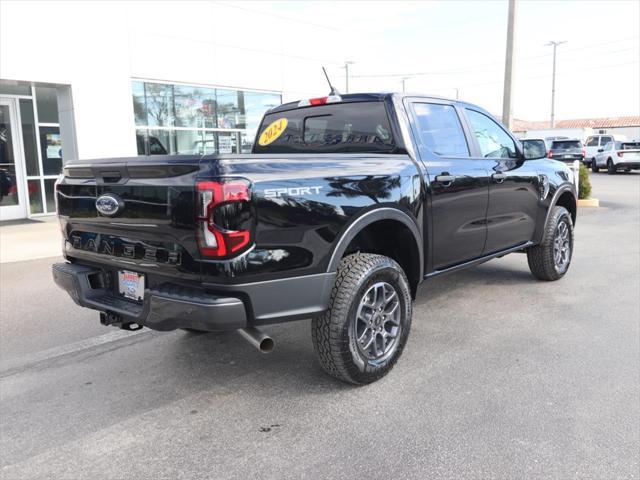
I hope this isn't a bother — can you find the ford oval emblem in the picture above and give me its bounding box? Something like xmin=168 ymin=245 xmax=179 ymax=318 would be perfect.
xmin=95 ymin=193 xmax=124 ymax=217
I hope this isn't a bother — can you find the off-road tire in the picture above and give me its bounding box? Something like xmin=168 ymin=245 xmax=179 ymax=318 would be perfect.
xmin=607 ymin=159 xmax=617 ymax=175
xmin=312 ymin=253 xmax=412 ymax=385
xmin=591 ymin=159 xmax=599 ymax=173
xmin=527 ymin=206 xmax=574 ymax=281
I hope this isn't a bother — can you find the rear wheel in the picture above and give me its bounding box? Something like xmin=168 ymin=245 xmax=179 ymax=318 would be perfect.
xmin=312 ymin=253 xmax=412 ymax=385
xmin=607 ymin=159 xmax=617 ymax=175
xmin=591 ymin=159 xmax=599 ymax=173
xmin=527 ymin=206 xmax=574 ymax=281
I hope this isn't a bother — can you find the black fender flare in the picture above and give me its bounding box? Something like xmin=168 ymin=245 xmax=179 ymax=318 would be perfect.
xmin=537 ymin=183 xmax=576 ymax=242
xmin=326 ymin=207 xmax=424 ymax=279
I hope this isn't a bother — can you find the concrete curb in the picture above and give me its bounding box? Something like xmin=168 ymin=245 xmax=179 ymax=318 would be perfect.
xmin=578 ymin=198 xmax=600 ymax=208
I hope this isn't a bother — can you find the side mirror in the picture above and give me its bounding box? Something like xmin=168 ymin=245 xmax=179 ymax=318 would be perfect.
xmin=597 ymin=148 xmax=604 ymax=152
xmin=522 ymin=139 xmax=546 ymax=160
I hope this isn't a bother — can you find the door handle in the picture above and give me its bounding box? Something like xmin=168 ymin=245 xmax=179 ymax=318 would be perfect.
xmin=492 ymin=173 xmax=507 ymax=183
xmin=435 ymin=174 xmax=456 ymax=185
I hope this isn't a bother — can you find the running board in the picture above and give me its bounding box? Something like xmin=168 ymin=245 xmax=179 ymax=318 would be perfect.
xmin=425 ymin=242 xmax=534 ymax=279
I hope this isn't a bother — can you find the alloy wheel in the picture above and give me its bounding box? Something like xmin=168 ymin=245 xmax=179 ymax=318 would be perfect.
xmin=353 ymin=281 xmax=402 ymax=362
xmin=553 ymin=220 xmax=571 ymax=272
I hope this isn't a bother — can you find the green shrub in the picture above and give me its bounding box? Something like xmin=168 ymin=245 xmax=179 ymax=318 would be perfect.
xmin=578 ymin=163 xmax=592 ymax=199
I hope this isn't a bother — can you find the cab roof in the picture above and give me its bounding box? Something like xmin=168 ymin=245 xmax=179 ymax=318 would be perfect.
xmin=267 ymin=92 xmax=474 ymax=114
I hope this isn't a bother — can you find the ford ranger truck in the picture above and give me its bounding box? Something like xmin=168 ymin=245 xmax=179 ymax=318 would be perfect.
xmin=52 ymin=93 xmax=577 ymax=384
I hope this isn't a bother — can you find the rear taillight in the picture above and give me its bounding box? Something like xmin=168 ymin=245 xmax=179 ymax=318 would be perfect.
xmin=196 ymin=178 xmax=253 ymax=258
xmin=582 ymin=148 xmax=586 ymax=158
xmin=617 ymin=151 xmax=624 ymax=157
xmin=298 ymin=95 xmax=342 ymax=107
xmin=548 ymin=150 xmax=553 ymax=158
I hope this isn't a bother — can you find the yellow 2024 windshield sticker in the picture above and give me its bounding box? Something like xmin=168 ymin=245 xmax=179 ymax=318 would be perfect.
xmin=258 ymin=118 xmax=288 ymax=146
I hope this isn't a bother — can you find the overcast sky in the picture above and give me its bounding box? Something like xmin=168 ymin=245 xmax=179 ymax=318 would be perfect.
xmin=248 ymin=0 xmax=639 ymax=121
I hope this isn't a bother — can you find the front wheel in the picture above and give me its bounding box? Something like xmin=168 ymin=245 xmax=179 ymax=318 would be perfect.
xmin=591 ymin=159 xmax=599 ymax=173
xmin=312 ymin=253 xmax=412 ymax=384
xmin=527 ymin=206 xmax=574 ymax=281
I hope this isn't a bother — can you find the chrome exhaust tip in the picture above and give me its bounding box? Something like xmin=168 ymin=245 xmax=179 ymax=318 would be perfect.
xmin=238 ymin=327 xmax=274 ymax=353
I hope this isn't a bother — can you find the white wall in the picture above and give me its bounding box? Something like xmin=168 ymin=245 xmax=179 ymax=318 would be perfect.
xmin=594 ymin=127 xmax=640 ymax=140
xmin=522 ymin=126 xmax=640 ymax=142
xmin=523 ymin=128 xmax=591 ymax=141
xmin=0 ymin=1 xmax=342 ymax=160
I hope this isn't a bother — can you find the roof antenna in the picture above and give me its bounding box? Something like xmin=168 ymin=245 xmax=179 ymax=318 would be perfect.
xmin=322 ymin=67 xmax=341 ymax=96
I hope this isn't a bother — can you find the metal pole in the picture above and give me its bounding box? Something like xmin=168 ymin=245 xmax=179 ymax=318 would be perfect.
xmin=345 ymin=62 xmax=349 ymax=93
xmin=502 ymin=0 xmax=517 ymax=129
xmin=547 ymin=40 xmax=566 ymax=128
xmin=550 ymin=44 xmax=557 ymax=128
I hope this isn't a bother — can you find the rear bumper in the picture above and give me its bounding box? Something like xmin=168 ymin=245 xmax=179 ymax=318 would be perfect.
xmin=551 ymin=155 xmax=583 ymax=163
xmin=52 ymin=262 xmax=335 ymax=332
xmin=613 ymin=161 xmax=640 ymax=169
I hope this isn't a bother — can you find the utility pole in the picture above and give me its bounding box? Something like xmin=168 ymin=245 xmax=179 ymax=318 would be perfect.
xmin=501 ymin=0 xmax=517 ymax=129
xmin=343 ymin=61 xmax=355 ymax=93
xmin=546 ymin=40 xmax=566 ymax=128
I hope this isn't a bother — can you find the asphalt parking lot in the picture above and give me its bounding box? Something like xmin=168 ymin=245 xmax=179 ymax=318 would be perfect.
xmin=1 ymin=172 xmax=638 ymax=480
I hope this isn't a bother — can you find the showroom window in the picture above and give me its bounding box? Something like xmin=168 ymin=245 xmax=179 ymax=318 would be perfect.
xmin=132 ymin=81 xmax=281 ymax=155
xmin=0 ymin=84 xmax=62 ymax=215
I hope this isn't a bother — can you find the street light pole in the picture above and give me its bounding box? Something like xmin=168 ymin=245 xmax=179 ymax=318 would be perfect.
xmin=546 ymin=40 xmax=566 ymax=128
xmin=401 ymin=77 xmax=410 ymax=93
xmin=344 ymin=61 xmax=354 ymax=93
xmin=501 ymin=0 xmax=517 ymax=129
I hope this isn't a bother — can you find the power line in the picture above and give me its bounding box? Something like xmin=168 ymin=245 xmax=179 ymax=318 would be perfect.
xmin=349 ymin=36 xmax=639 ymax=78
xmin=428 ymin=60 xmax=639 ymax=91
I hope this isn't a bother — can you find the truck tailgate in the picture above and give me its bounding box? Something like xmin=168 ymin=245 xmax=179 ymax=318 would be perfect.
xmin=57 ymin=156 xmax=202 ymax=285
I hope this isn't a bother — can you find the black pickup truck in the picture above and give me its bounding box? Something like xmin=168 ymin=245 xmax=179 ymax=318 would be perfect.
xmin=53 ymin=93 xmax=577 ymax=384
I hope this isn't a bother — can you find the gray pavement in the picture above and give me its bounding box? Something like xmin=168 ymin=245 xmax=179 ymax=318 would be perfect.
xmin=1 ymin=172 xmax=638 ymax=479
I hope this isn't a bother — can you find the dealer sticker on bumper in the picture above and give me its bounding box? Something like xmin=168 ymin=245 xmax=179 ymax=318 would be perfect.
xmin=118 ymin=270 xmax=145 ymax=301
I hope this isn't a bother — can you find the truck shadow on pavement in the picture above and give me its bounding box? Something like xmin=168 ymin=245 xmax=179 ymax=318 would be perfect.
xmin=162 ymin=260 xmax=535 ymax=391
xmin=413 ymin=260 xmax=536 ymax=308
xmin=165 ymin=322 xmax=355 ymax=393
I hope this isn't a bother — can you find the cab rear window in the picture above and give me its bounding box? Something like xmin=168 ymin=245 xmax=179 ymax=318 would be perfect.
xmin=253 ymin=102 xmax=396 ymax=154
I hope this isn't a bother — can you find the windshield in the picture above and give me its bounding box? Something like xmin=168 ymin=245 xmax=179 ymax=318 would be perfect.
xmin=253 ymin=102 xmax=396 ymax=154
xmin=551 ymin=140 xmax=582 ymax=150
xmin=622 ymin=142 xmax=640 ymax=150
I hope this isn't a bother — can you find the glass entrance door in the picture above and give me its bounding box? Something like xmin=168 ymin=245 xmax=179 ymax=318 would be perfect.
xmin=0 ymin=98 xmax=27 ymax=220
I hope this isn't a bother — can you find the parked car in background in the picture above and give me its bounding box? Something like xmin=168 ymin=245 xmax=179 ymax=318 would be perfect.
xmin=592 ymin=140 xmax=640 ymax=174
xmin=544 ymin=136 xmax=569 ymax=149
xmin=547 ymin=139 xmax=584 ymax=163
xmin=584 ymin=134 xmax=627 ymax=166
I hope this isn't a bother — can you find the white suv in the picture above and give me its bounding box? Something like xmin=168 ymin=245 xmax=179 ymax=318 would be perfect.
xmin=584 ymin=135 xmax=626 ymax=166
xmin=591 ymin=140 xmax=640 ymax=174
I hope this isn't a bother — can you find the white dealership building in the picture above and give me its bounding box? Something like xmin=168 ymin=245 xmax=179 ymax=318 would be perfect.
xmin=0 ymin=1 xmax=342 ymax=220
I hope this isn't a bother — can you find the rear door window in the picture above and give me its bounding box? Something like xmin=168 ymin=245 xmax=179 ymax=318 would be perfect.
xmin=410 ymin=103 xmax=469 ymax=157
xmin=253 ymin=102 xmax=396 ymax=154
xmin=600 ymin=136 xmax=613 ymax=147
xmin=585 ymin=137 xmax=598 ymax=147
